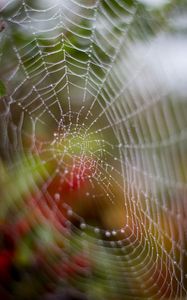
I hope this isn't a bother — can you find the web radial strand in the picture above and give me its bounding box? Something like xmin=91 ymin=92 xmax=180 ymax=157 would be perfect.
xmin=0 ymin=0 xmax=187 ymax=299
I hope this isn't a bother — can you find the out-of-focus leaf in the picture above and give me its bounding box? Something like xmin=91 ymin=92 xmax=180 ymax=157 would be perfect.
xmin=0 ymin=80 xmax=6 ymax=97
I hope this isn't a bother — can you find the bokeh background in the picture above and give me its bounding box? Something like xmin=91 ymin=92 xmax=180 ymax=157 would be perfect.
xmin=0 ymin=0 xmax=187 ymax=299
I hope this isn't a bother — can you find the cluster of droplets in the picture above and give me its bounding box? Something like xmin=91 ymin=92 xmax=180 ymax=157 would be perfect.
xmin=0 ymin=0 xmax=187 ymax=298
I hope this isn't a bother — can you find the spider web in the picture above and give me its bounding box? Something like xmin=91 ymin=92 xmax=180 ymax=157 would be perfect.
xmin=0 ymin=0 xmax=187 ymax=299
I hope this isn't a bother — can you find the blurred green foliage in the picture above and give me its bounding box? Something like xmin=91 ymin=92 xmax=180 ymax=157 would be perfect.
xmin=0 ymin=80 xmax=6 ymax=96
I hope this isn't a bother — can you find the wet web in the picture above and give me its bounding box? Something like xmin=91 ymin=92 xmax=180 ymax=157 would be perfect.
xmin=0 ymin=0 xmax=187 ymax=298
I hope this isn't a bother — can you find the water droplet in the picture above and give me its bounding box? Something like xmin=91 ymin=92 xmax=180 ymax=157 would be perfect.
xmin=54 ymin=193 xmax=60 ymax=201
xmin=105 ymin=231 xmax=111 ymax=237
xmin=94 ymin=228 xmax=100 ymax=233
xmin=80 ymin=223 xmax=86 ymax=229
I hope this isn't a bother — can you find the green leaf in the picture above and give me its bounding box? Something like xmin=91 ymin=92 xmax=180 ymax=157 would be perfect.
xmin=0 ymin=80 xmax=6 ymax=97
